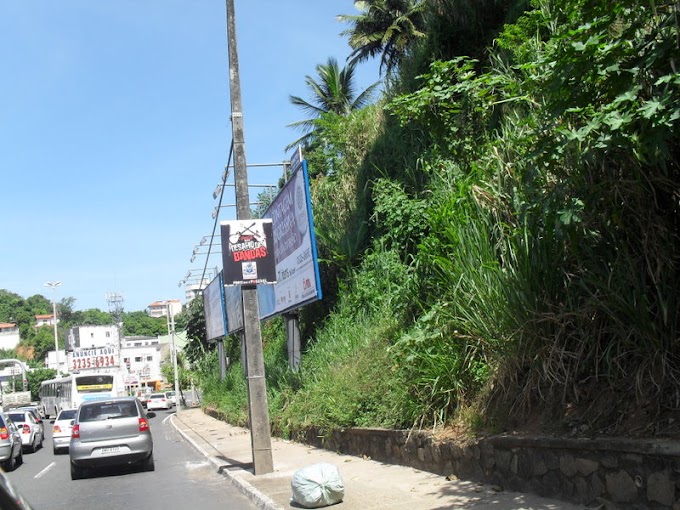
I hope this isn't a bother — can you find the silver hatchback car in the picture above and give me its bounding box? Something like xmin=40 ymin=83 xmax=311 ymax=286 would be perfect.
xmin=69 ymin=397 xmax=155 ymax=480
xmin=0 ymin=414 xmax=23 ymax=471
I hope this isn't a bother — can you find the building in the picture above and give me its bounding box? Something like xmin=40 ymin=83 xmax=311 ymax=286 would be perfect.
xmin=48 ymin=325 xmax=187 ymax=392
xmin=67 ymin=325 xmax=119 ymax=351
xmin=183 ymin=282 xmax=207 ymax=303
xmin=121 ymin=336 xmax=167 ymax=390
xmin=147 ymin=299 xmax=182 ymax=319
xmin=0 ymin=323 xmax=20 ymax=351
xmin=44 ymin=350 xmax=68 ymax=374
xmin=35 ymin=314 xmax=56 ymax=327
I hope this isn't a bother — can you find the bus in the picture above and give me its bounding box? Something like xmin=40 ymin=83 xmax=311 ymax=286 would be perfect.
xmin=39 ymin=371 xmax=124 ymax=418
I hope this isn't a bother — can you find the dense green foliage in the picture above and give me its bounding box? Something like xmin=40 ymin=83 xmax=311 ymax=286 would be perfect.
xmin=26 ymin=367 xmax=56 ymax=400
xmin=193 ymin=0 xmax=680 ymax=438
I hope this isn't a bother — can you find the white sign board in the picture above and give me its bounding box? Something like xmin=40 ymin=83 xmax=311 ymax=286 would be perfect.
xmin=68 ymin=346 xmax=120 ymax=372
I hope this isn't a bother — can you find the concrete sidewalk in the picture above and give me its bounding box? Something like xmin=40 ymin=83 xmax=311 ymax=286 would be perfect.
xmin=170 ymin=407 xmax=586 ymax=510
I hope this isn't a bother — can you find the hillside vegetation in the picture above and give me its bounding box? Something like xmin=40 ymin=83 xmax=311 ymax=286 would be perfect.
xmin=194 ymin=0 xmax=680 ymax=439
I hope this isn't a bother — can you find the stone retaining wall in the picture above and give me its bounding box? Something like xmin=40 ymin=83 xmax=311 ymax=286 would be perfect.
xmin=289 ymin=426 xmax=680 ymax=509
xmin=202 ymin=407 xmax=679 ymax=508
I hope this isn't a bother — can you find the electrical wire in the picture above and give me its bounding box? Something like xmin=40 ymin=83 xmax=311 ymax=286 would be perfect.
xmin=200 ymin=140 xmax=234 ymax=287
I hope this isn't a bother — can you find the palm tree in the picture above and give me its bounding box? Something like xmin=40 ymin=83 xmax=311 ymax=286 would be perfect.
xmin=286 ymin=57 xmax=379 ymax=150
xmin=338 ymin=0 xmax=427 ymax=76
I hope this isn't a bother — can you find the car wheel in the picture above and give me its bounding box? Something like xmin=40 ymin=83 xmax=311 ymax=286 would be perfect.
xmin=29 ymin=436 xmax=37 ymax=453
xmin=17 ymin=449 xmax=23 ymax=466
xmin=142 ymin=453 xmax=155 ymax=472
xmin=4 ymin=451 xmax=17 ymax=472
xmin=70 ymin=463 xmax=85 ymax=480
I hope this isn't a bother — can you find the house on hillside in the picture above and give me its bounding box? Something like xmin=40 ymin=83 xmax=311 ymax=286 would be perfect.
xmin=147 ymin=299 xmax=182 ymax=319
xmin=0 ymin=323 xmax=20 ymax=350
xmin=35 ymin=314 xmax=56 ymax=327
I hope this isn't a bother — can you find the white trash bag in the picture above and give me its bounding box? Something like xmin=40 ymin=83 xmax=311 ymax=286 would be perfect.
xmin=291 ymin=463 xmax=345 ymax=508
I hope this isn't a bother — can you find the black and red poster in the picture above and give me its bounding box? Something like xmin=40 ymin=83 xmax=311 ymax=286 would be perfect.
xmin=220 ymin=219 xmax=276 ymax=286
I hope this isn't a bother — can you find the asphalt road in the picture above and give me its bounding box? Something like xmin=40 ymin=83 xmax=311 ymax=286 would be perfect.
xmin=4 ymin=407 xmax=256 ymax=510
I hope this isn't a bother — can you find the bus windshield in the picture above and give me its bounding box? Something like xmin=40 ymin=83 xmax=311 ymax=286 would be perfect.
xmin=75 ymin=375 xmax=114 ymax=393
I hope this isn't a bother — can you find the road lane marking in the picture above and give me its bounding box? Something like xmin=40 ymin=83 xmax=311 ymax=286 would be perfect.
xmin=35 ymin=462 xmax=55 ymax=478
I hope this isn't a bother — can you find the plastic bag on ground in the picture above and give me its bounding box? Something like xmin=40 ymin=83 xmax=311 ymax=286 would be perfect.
xmin=290 ymin=462 xmax=345 ymax=508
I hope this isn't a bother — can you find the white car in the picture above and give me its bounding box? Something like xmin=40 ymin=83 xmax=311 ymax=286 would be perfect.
xmin=52 ymin=408 xmax=77 ymax=454
xmin=6 ymin=410 xmax=43 ymax=453
xmin=164 ymin=391 xmax=176 ymax=406
xmin=146 ymin=393 xmax=172 ymax=411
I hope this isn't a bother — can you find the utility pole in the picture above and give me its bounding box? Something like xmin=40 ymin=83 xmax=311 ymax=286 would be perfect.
xmin=168 ymin=305 xmax=180 ymax=415
xmin=224 ymin=0 xmax=273 ymax=475
xmin=45 ymin=281 xmax=62 ymax=375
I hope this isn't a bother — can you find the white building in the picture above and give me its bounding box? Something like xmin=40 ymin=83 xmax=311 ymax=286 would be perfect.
xmin=35 ymin=314 xmax=56 ymax=327
xmin=147 ymin=300 xmax=182 ymax=319
xmin=46 ymin=326 xmax=187 ymax=391
xmin=183 ymin=283 xmax=206 ymax=304
xmin=121 ymin=336 xmax=167 ymax=389
xmin=44 ymin=350 xmax=68 ymax=374
xmin=0 ymin=323 xmax=20 ymax=351
xmin=67 ymin=325 xmax=119 ymax=350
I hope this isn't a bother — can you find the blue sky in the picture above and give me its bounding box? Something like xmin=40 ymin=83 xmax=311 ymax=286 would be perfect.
xmin=0 ymin=1 xmax=380 ymax=313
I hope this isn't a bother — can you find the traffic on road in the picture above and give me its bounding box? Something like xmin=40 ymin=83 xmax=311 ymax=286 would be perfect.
xmin=1 ymin=403 xmax=256 ymax=510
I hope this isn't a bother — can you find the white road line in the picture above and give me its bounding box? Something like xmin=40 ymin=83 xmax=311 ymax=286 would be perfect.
xmin=35 ymin=462 xmax=55 ymax=479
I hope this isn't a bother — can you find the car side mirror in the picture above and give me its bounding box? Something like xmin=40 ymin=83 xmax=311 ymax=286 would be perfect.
xmin=146 ymin=412 xmax=156 ymax=419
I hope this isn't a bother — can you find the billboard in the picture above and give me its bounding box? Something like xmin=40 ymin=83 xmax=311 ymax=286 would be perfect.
xmin=203 ymin=272 xmax=227 ymax=342
xmin=220 ymin=147 xmax=322 ymax=334
xmin=67 ymin=346 xmax=120 ymax=372
xmin=221 ymin=219 xmax=277 ymax=285
xmin=257 ymin=148 xmax=322 ymax=319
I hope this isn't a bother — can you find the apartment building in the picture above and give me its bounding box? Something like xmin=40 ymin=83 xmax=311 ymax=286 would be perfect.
xmin=147 ymin=299 xmax=182 ymax=319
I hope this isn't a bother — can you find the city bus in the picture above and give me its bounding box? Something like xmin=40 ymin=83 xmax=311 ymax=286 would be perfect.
xmin=39 ymin=371 xmax=124 ymax=418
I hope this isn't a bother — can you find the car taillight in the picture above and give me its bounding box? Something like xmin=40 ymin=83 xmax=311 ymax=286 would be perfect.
xmin=0 ymin=427 xmax=8 ymax=440
xmin=138 ymin=418 xmax=149 ymax=432
xmin=53 ymin=425 xmax=62 ymax=433
xmin=22 ymin=425 xmax=30 ymax=434
xmin=72 ymin=424 xmax=80 ymax=439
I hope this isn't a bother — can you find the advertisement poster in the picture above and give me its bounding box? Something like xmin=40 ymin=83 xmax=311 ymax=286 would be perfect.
xmin=203 ymin=273 xmax=227 ymax=341
xmin=220 ymin=147 xmax=322 ymax=333
xmin=68 ymin=346 xmax=120 ymax=372
xmin=257 ymin=150 xmax=322 ymax=319
xmin=221 ymin=219 xmax=276 ymax=286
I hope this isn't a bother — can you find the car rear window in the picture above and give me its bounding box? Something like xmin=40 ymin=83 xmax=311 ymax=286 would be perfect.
xmin=79 ymin=402 xmax=137 ymax=421
xmin=57 ymin=409 xmax=77 ymax=421
xmin=150 ymin=394 xmax=164 ymax=399
xmin=7 ymin=413 xmax=24 ymax=423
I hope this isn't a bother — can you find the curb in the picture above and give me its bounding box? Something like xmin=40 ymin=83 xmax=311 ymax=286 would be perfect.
xmin=169 ymin=413 xmax=283 ymax=510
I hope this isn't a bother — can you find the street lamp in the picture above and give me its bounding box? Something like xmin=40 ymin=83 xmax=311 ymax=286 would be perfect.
xmin=166 ymin=303 xmax=180 ymax=414
xmin=44 ymin=281 xmax=61 ymax=375
xmin=191 ymin=245 xmax=222 ymax=263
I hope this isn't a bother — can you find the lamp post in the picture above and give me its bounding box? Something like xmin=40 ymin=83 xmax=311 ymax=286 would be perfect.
xmin=166 ymin=303 xmax=180 ymax=414
xmin=44 ymin=281 xmax=61 ymax=375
